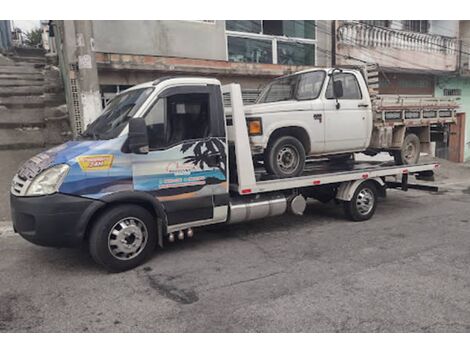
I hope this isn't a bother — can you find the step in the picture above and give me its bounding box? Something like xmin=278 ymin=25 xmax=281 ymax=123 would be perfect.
xmin=11 ymin=57 xmax=47 ymax=64
xmin=0 ymin=79 xmax=44 ymax=87
xmin=0 ymin=73 xmax=43 ymax=80
xmin=11 ymin=47 xmax=46 ymax=58
xmin=0 ymin=66 xmax=42 ymax=75
xmin=0 ymin=128 xmax=45 ymax=150
xmin=0 ymin=108 xmax=45 ymax=126
xmin=0 ymin=95 xmax=44 ymax=108
xmin=0 ymin=86 xmax=44 ymax=97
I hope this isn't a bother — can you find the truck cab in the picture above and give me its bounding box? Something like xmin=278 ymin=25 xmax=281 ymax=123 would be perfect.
xmin=244 ymin=68 xmax=373 ymax=178
xmin=11 ymin=77 xmax=230 ymax=271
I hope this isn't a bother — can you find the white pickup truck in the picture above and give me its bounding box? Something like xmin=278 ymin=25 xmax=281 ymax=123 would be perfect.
xmin=242 ymin=67 xmax=457 ymax=178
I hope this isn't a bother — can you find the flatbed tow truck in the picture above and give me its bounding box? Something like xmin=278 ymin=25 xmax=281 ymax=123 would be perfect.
xmin=10 ymin=79 xmax=440 ymax=272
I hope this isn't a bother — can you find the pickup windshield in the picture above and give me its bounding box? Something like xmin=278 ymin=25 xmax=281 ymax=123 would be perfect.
xmin=81 ymin=87 xmax=154 ymax=140
xmin=257 ymin=71 xmax=325 ymax=104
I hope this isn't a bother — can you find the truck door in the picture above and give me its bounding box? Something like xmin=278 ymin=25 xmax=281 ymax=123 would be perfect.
xmin=132 ymin=85 xmax=228 ymax=227
xmin=322 ymin=72 xmax=370 ymax=153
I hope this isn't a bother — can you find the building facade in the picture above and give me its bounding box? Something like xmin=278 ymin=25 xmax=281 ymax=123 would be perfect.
xmin=55 ymin=20 xmax=332 ymax=135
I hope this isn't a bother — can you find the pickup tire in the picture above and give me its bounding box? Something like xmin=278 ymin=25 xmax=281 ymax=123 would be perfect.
xmin=393 ymin=133 xmax=420 ymax=165
xmin=89 ymin=204 xmax=157 ymax=272
xmin=342 ymin=181 xmax=378 ymax=221
xmin=265 ymin=135 xmax=306 ymax=178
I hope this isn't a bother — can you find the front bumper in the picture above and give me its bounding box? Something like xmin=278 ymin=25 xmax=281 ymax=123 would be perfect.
xmin=10 ymin=193 xmax=104 ymax=248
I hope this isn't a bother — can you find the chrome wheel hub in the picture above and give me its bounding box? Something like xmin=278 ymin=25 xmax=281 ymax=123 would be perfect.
xmin=108 ymin=217 xmax=148 ymax=260
xmin=277 ymin=146 xmax=299 ymax=172
xmin=356 ymin=188 xmax=374 ymax=216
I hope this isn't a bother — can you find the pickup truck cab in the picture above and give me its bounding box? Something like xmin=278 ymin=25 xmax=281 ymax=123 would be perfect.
xmin=245 ymin=68 xmax=456 ymax=178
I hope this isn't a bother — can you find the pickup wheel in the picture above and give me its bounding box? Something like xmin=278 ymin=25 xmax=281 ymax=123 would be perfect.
xmin=343 ymin=181 xmax=378 ymax=221
xmin=394 ymin=133 xmax=420 ymax=165
xmin=88 ymin=204 xmax=157 ymax=272
xmin=265 ymin=136 xmax=306 ymax=178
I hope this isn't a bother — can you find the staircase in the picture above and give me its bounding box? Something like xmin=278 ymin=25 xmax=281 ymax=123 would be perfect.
xmin=0 ymin=47 xmax=72 ymax=150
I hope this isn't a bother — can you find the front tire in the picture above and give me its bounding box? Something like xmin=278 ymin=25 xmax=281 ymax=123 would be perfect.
xmin=343 ymin=181 xmax=378 ymax=221
xmin=393 ymin=133 xmax=420 ymax=165
xmin=89 ymin=204 xmax=157 ymax=272
xmin=265 ymin=136 xmax=306 ymax=178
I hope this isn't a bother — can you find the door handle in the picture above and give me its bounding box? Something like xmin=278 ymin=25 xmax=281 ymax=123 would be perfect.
xmin=358 ymin=103 xmax=369 ymax=108
xmin=313 ymin=114 xmax=322 ymax=123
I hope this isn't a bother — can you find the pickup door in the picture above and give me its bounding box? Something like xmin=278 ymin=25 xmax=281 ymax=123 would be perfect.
xmin=322 ymin=72 xmax=371 ymax=154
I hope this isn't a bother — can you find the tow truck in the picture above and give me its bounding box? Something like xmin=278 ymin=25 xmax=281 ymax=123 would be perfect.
xmin=10 ymin=77 xmax=440 ymax=272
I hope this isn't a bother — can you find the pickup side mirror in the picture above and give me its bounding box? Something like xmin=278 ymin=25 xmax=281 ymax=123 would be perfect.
xmin=333 ymin=80 xmax=344 ymax=99
xmin=128 ymin=117 xmax=149 ymax=154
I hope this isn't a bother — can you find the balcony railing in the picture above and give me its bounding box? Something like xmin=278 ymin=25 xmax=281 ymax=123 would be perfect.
xmin=338 ymin=22 xmax=457 ymax=55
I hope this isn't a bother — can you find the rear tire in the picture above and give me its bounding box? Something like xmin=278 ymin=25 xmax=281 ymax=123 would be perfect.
xmin=265 ymin=136 xmax=306 ymax=178
xmin=393 ymin=133 xmax=420 ymax=165
xmin=89 ymin=204 xmax=157 ymax=272
xmin=343 ymin=181 xmax=378 ymax=221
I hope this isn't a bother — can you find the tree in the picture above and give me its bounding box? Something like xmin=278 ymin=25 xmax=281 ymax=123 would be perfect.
xmin=24 ymin=28 xmax=43 ymax=47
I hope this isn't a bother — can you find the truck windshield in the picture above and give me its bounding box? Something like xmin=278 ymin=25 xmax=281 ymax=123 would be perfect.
xmin=257 ymin=71 xmax=325 ymax=103
xmin=81 ymin=87 xmax=154 ymax=140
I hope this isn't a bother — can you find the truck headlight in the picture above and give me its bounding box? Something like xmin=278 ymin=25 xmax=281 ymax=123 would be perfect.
xmin=25 ymin=164 xmax=70 ymax=196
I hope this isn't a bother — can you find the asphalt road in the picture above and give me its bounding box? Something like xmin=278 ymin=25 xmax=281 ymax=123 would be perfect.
xmin=2 ymin=161 xmax=470 ymax=332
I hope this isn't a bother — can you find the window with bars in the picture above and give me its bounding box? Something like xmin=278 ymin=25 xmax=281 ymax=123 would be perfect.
xmin=443 ymin=88 xmax=461 ymax=96
xmin=402 ymin=20 xmax=429 ymax=33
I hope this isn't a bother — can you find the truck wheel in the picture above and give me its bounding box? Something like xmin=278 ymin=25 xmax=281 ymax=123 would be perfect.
xmin=89 ymin=204 xmax=157 ymax=272
xmin=343 ymin=181 xmax=378 ymax=221
xmin=394 ymin=133 xmax=420 ymax=165
xmin=265 ymin=136 xmax=306 ymax=178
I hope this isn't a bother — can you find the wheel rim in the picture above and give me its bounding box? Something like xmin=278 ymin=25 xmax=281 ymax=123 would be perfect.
xmin=277 ymin=145 xmax=300 ymax=173
xmin=108 ymin=217 xmax=148 ymax=261
xmin=356 ymin=188 xmax=375 ymax=216
xmin=403 ymin=141 xmax=417 ymax=163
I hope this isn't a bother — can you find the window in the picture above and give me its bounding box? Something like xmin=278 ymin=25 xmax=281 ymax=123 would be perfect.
xmin=360 ymin=20 xmax=390 ymax=28
xmin=264 ymin=20 xmax=315 ymax=39
xmin=82 ymin=87 xmax=153 ymax=140
xmin=326 ymin=73 xmax=362 ymax=100
xmin=226 ymin=20 xmax=316 ymax=65
xmin=443 ymin=88 xmax=461 ymax=96
xmin=277 ymin=41 xmax=315 ymax=66
xmin=226 ymin=20 xmax=261 ymax=33
xmin=227 ymin=36 xmax=272 ymax=63
xmin=145 ymin=93 xmax=211 ymax=149
xmin=296 ymin=71 xmax=325 ymax=100
xmin=402 ymin=20 xmax=429 ymax=33
xmin=257 ymin=71 xmax=325 ymax=103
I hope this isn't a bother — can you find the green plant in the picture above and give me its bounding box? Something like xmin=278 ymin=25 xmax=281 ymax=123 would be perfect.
xmin=24 ymin=28 xmax=43 ymax=47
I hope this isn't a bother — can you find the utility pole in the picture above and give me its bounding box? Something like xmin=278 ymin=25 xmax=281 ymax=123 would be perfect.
xmin=331 ymin=20 xmax=337 ymax=66
xmin=73 ymin=20 xmax=101 ymax=129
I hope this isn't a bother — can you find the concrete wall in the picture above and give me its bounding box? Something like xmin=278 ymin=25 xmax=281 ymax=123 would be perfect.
xmin=435 ymin=76 xmax=470 ymax=160
xmin=92 ymin=20 xmax=227 ymax=60
xmin=429 ymin=21 xmax=459 ymax=37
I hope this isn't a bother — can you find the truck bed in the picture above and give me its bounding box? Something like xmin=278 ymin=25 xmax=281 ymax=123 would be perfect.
xmin=230 ymin=159 xmax=439 ymax=194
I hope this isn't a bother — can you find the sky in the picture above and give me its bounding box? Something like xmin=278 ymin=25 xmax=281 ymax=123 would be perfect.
xmin=10 ymin=20 xmax=41 ymax=32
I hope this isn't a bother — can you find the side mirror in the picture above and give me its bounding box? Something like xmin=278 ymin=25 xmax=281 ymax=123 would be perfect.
xmin=333 ymin=80 xmax=344 ymax=99
xmin=128 ymin=118 xmax=149 ymax=154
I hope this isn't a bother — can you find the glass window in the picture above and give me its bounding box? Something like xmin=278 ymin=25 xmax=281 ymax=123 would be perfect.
xmin=145 ymin=93 xmax=211 ymax=149
xmin=326 ymin=73 xmax=362 ymax=100
xmin=227 ymin=36 xmax=272 ymax=64
xmin=277 ymin=41 xmax=315 ymax=66
xmin=263 ymin=20 xmax=315 ymax=39
xmin=81 ymin=87 xmax=153 ymax=140
xmin=257 ymin=75 xmax=298 ymax=103
xmin=360 ymin=20 xmax=390 ymax=28
xmin=296 ymin=71 xmax=325 ymax=100
xmin=226 ymin=20 xmax=261 ymax=33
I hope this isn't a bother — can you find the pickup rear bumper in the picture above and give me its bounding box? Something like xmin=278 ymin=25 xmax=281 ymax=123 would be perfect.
xmin=10 ymin=193 xmax=104 ymax=248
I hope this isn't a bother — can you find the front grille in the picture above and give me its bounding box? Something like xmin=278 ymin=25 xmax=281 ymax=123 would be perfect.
xmin=11 ymin=174 xmax=31 ymax=196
